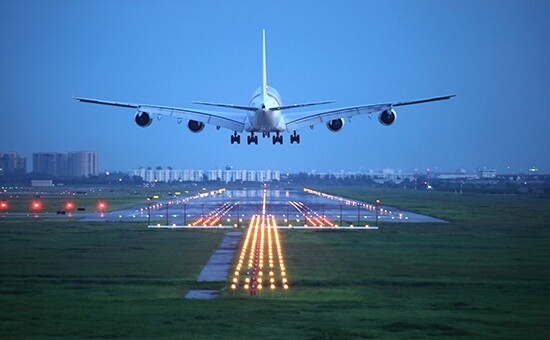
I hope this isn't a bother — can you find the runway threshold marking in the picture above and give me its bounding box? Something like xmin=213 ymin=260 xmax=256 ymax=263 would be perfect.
xmin=230 ymin=190 xmax=289 ymax=296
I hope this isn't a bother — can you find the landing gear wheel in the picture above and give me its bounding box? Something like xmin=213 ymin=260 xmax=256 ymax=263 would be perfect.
xmin=290 ymin=132 xmax=300 ymax=144
xmin=247 ymin=134 xmax=258 ymax=145
xmin=272 ymin=134 xmax=283 ymax=145
xmin=231 ymin=133 xmax=241 ymax=144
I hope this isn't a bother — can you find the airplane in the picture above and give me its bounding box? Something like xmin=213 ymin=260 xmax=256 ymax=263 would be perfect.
xmin=75 ymin=30 xmax=454 ymax=145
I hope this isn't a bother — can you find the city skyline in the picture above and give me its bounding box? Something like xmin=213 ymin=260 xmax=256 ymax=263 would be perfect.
xmin=2 ymin=1 xmax=549 ymax=173
xmin=0 ymin=149 xmax=544 ymax=176
xmin=1 ymin=148 xmax=543 ymax=178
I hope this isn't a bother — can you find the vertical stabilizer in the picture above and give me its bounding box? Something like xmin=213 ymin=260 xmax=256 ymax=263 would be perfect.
xmin=262 ymin=29 xmax=268 ymax=100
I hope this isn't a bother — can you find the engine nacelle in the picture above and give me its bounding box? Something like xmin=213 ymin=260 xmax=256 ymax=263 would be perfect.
xmin=326 ymin=118 xmax=345 ymax=132
xmin=187 ymin=120 xmax=205 ymax=133
xmin=135 ymin=112 xmax=152 ymax=127
xmin=378 ymin=109 xmax=397 ymax=126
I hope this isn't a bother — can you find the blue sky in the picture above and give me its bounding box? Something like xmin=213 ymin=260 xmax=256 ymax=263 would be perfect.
xmin=1 ymin=0 xmax=549 ymax=174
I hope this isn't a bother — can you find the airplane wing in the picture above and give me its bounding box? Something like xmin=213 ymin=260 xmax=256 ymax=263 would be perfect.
xmin=284 ymin=95 xmax=455 ymax=131
xmin=74 ymin=97 xmax=246 ymax=132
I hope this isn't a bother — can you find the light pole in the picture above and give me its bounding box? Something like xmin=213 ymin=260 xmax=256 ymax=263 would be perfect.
xmin=375 ymin=199 xmax=380 ymax=226
xmin=147 ymin=197 xmax=151 ymax=226
xmin=166 ymin=203 xmax=169 ymax=226
xmin=183 ymin=203 xmax=187 ymax=225
xmin=236 ymin=202 xmax=239 ymax=227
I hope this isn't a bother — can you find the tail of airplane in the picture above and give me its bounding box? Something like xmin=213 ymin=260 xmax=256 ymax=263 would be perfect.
xmin=262 ymin=29 xmax=268 ymax=101
xmin=194 ymin=29 xmax=334 ymax=112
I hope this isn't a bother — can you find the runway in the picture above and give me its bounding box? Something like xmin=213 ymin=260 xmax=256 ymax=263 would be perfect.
xmin=79 ymin=188 xmax=446 ymax=226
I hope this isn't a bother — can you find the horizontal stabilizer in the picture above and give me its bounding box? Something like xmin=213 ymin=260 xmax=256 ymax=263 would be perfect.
xmin=192 ymin=101 xmax=258 ymax=111
xmin=270 ymin=101 xmax=335 ymax=111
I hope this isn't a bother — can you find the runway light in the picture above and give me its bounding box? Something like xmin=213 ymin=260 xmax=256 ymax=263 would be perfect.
xmin=0 ymin=201 xmax=8 ymax=210
xmin=65 ymin=202 xmax=75 ymax=210
xmin=230 ymin=284 xmax=236 ymax=290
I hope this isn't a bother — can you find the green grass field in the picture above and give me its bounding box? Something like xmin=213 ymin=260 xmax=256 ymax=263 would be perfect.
xmin=1 ymin=187 xmax=549 ymax=338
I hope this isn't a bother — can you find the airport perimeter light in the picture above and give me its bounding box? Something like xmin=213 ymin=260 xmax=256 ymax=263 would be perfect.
xmin=65 ymin=202 xmax=75 ymax=211
xmin=31 ymin=200 xmax=42 ymax=211
xmin=97 ymin=201 xmax=107 ymax=212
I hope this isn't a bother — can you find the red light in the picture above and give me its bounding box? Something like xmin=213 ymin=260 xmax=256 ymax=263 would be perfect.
xmin=97 ymin=201 xmax=107 ymax=211
xmin=65 ymin=202 xmax=74 ymax=210
xmin=0 ymin=201 xmax=8 ymax=210
xmin=32 ymin=200 xmax=42 ymax=211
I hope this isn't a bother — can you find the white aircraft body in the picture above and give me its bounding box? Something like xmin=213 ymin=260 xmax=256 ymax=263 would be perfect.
xmin=75 ymin=30 xmax=454 ymax=145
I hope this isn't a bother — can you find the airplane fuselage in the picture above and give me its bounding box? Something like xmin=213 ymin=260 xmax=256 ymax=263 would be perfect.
xmin=245 ymin=87 xmax=286 ymax=133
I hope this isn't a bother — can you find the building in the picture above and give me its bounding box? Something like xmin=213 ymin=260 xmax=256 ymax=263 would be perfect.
xmin=33 ymin=152 xmax=67 ymax=177
xmin=31 ymin=180 xmax=54 ymax=187
xmin=32 ymin=151 xmax=98 ymax=178
xmin=67 ymin=151 xmax=98 ymax=177
xmin=0 ymin=153 xmax=27 ymax=177
xmin=128 ymin=168 xmax=279 ymax=183
xmin=478 ymin=168 xmax=497 ymax=179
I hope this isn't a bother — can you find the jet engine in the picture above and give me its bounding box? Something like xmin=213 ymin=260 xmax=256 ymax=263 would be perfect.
xmin=326 ymin=118 xmax=345 ymax=132
xmin=135 ymin=112 xmax=152 ymax=127
xmin=378 ymin=109 xmax=397 ymax=126
xmin=187 ymin=120 xmax=205 ymax=133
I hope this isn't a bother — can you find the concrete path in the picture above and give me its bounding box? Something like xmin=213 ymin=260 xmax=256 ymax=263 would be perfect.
xmin=197 ymin=231 xmax=242 ymax=282
xmin=184 ymin=232 xmax=242 ymax=299
xmin=184 ymin=290 xmax=219 ymax=299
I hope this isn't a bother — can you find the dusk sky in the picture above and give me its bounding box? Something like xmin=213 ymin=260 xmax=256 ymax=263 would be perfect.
xmin=1 ymin=0 xmax=549 ymax=174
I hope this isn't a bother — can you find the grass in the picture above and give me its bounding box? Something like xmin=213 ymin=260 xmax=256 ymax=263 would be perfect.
xmin=313 ymin=185 xmax=550 ymax=224
xmin=1 ymin=187 xmax=549 ymax=338
xmin=0 ymin=185 xmax=212 ymax=213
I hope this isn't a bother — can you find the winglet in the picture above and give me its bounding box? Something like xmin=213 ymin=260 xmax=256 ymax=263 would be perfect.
xmin=262 ymin=29 xmax=268 ymax=101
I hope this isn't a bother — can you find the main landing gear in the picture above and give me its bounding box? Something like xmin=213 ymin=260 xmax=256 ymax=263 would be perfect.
xmin=230 ymin=132 xmax=241 ymax=144
xmin=272 ymin=133 xmax=283 ymax=145
xmin=247 ymin=133 xmax=258 ymax=145
xmin=232 ymin=131 xmax=300 ymax=144
xmin=290 ymin=131 xmax=300 ymax=144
